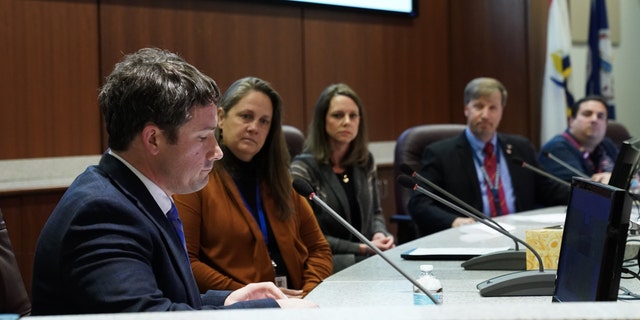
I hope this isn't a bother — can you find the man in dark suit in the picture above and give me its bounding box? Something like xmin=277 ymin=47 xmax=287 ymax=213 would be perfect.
xmin=31 ymin=48 xmax=315 ymax=315
xmin=408 ymin=77 xmax=569 ymax=236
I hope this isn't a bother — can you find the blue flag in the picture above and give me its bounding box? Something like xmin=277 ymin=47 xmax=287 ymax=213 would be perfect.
xmin=586 ymin=0 xmax=615 ymax=119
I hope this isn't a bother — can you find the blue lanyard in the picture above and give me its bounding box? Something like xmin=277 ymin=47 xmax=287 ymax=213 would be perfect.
xmin=472 ymin=143 xmax=505 ymax=215
xmin=239 ymin=183 xmax=268 ymax=245
xmin=472 ymin=143 xmax=502 ymax=191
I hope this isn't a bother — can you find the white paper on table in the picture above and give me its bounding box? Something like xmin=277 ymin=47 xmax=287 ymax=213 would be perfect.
xmin=508 ymin=213 xmax=566 ymax=224
xmin=457 ymin=221 xmax=516 ymax=235
xmin=401 ymin=246 xmax=512 ymax=260
xmin=406 ymin=247 xmax=512 ymax=256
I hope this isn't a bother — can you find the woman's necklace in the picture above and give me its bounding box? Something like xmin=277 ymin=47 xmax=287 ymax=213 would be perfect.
xmin=331 ymin=147 xmax=350 ymax=183
xmin=333 ymin=165 xmax=349 ymax=183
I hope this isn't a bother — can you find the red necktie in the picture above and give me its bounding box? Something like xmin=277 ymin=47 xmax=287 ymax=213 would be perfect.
xmin=483 ymin=142 xmax=509 ymax=217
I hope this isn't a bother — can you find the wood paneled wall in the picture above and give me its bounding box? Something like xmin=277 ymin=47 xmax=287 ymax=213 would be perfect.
xmin=2 ymin=189 xmax=63 ymax=296
xmin=1 ymin=0 xmax=547 ymax=160
xmin=0 ymin=0 xmax=549 ymax=297
xmin=0 ymin=0 xmax=102 ymax=159
xmin=301 ymin=1 xmax=452 ymax=139
xmin=99 ymin=0 xmax=307 ymax=131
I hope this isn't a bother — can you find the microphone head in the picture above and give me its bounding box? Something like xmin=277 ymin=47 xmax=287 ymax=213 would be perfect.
xmin=510 ymin=157 xmax=525 ymax=166
xmin=292 ymin=179 xmax=315 ymax=199
xmin=399 ymin=163 xmax=416 ymax=176
xmin=397 ymin=175 xmax=417 ymax=190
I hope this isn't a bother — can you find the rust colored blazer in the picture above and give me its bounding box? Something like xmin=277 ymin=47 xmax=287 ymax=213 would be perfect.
xmin=174 ymin=166 xmax=332 ymax=295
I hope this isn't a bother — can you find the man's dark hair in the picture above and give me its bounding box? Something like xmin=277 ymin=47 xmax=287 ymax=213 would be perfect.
xmin=99 ymin=48 xmax=220 ymax=151
xmin=570 ymin=95 xmax=608 ymax=119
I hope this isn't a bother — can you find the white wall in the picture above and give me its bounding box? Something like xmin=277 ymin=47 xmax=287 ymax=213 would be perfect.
xmin=570 ymin=0 xmax=640 ymax=138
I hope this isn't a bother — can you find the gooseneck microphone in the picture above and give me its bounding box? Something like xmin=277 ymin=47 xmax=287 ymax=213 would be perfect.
xmin=542 ymin=151 xmax=590 ymax=179
xmin=399 ymin=164 xmax=524 ymax=270
xmin=511 ymin=158 xmax=570 ymax=187
xmin=400 ymin=164 xmax=486 ymax=221
xmin=397 ymin=175 xmax=556 ymax=297
xmin=292 ymin=179 xmax=441 ymax=304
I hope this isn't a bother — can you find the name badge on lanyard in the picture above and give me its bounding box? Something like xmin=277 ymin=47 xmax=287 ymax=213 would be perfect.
xmin=240 ymin=184 xmax=288 ymax=288
xmin=273 ymin=260 xmax=288 ymax=288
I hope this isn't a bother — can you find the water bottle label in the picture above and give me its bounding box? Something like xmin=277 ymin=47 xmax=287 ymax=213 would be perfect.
xmin=413 ymin=292 xmax=442 ymax=305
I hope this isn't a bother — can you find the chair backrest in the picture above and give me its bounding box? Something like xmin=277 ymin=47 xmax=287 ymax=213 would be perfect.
xmin=393 ymin=124 xmax=466 ymax=217
xmin=283 ymin=125 xmax=305 ymax=159
xmin=605 ymin=120 xmax=632 ymax=149
xmin=0 ymin=209 xmax=31 ymax=316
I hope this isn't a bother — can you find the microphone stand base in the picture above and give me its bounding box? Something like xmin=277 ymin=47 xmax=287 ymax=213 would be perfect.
xmin=477 ymin=270 xmax=556 ymax=297
xmin=461 ymin=249 xmax=526 ymax=270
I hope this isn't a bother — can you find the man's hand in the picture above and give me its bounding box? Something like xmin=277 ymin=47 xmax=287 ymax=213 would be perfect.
xmin=276 ymin=298 xmax=319 ymax=308
xmin=452 ymin=217 xmax=475 ymax=228
xmin=279 ymin=287 xmax=304 ymax=299
xmin=224 ymin=282 xmax=286 ymax=305
xmin=225 ymin=282 xmax=318 ymax=308
xmin=591 ymin=172 xmax=612 ymax=184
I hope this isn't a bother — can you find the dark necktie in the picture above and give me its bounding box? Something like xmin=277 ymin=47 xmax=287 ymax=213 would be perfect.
xmin=483 ymin=142 xmax=509 ymax=217
xmin=166 ymin=202 xmax=188 ymax=258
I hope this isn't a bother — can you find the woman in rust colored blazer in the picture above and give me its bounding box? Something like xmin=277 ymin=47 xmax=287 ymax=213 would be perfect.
xmin=174 ymin=77 xmax=332 ymax=297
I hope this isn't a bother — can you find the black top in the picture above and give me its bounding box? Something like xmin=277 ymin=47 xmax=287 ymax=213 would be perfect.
xmin=222 ymin=146 xmax=289 ymax=282
xmin=336 ymin=166 xmax=362 ymax=241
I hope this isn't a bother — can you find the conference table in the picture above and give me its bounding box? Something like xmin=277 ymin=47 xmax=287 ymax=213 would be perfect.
xmin=303 ymin=205 xmax=640 ymax=315
xmin=306 ymin=205 xmax=562 ymax=306
xmin=27 ymin=206 xmax=640 ymax=320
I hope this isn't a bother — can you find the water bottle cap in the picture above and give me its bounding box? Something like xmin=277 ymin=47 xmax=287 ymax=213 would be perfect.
xmin=419 ymin=264 xmax=434 ymax=272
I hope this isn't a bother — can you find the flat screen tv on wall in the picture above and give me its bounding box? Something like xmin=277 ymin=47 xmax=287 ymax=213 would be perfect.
xmin=274 ymin=0 xmax=417 ymax=17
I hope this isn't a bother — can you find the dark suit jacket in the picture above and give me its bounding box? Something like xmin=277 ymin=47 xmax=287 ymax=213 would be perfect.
xmin=291 ymin=152 xmax=389 ymax=271
xmin=0 ymin=209 xmax=31 ymax=316
xmin=31 ymin=153 xmax=278 ymax=315
xmin=408 ymin=132 xmax=569 ymax=236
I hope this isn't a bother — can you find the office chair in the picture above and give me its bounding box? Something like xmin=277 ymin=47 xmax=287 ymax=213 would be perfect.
xmin=605 ymin=120 xmax=632 ymax=149
xmin=283 ymin=125 xmax=306 ymax=160
xmin=0 ymin=208 xmax=31 ymax=316
xmin=391 ymin=124 xmax=466 ymax=244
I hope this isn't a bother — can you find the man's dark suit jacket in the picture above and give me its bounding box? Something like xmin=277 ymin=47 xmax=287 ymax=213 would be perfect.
xmin=31 ymin=153 xmax=278 ymax=315
xmin=408 ymin=132 xmax=569 ymax=236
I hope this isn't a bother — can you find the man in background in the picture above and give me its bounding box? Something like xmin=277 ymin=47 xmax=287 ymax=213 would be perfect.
xmin=538 ymin=96 xmax=618 ymax=184
xmin=408 ymin=77 xmax=569 ymax=236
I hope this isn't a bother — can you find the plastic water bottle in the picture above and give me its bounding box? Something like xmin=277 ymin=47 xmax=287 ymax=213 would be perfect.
xmin=413 ymin=264 xmax=443 ymax=305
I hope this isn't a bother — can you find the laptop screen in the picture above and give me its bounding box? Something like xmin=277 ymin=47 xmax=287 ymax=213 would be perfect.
xmin=552 ymin=177 xmax=631 ymax=302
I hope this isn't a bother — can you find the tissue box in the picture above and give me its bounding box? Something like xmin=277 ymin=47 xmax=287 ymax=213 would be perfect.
xmin=525 ymin=228 xmax=563 ymax=270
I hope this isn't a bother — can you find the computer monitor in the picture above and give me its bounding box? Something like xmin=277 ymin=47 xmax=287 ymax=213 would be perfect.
xmin=608 ymin=137 xmax=640 ymax=191
xmin=552 ymin=177 xmax=631 ymax=302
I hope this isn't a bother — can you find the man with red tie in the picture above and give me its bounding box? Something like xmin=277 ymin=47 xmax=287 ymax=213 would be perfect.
xmin=408 ymin=77 xmax=569 ymax=236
